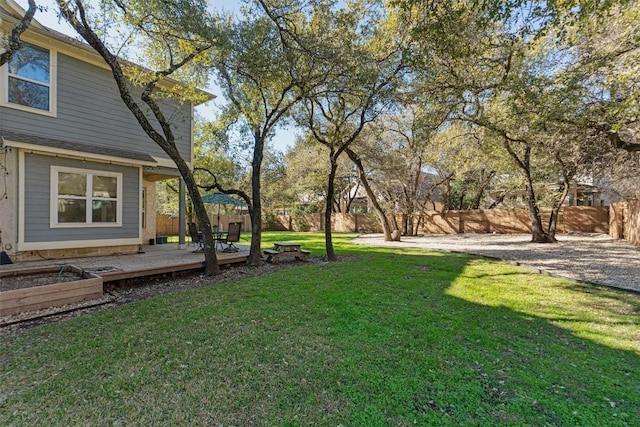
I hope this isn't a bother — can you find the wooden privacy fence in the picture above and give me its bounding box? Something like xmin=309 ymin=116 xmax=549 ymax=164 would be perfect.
xmin=267 ymin=206 xmax=609 ymax=235
xmin=610 ymin=201 xmax=640 ymax=246
xmin=267 ymin=213 xmax=382 ymax=233
xmin=155 ymin=215 xmax=179 ymax=235
xmin=157 ymin=206 xmax=611 ymax=236
xmin=156 ymin=214 xmax=252 ymax=236
xmin=418 ymin=206 xmax=609 ymax=235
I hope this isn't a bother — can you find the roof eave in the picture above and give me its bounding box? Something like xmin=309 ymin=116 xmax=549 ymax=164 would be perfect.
xmin=0 ymin=1 xmax=214 ymax=104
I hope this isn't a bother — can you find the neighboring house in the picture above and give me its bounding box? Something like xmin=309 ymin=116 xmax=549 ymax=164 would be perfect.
xmin=335 ymin=172 xmax=445 ymax=215
xmin=485 ymin=181 xmax=618 ymax=209
xmin=336 ymin=181 xmax=369 ymax=214
xmin=565 ymin=183 xmax=619 ymax=207
xmin=0 ymin=0 xmax=206 ymax=262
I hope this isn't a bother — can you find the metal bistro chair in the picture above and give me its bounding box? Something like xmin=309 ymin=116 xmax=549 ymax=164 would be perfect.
xmin=188 ymin=222 xmax=204 ymax=252
xmin=221 ymin=222 xmax=242 ymax=252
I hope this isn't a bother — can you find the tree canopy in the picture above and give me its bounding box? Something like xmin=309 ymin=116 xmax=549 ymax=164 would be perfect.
xmin=8 ymin=0 xmax=638 ymax=257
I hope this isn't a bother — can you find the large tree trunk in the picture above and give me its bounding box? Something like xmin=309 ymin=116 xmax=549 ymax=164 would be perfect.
xmin=56 ymin=2 xmax=221 ymax=272
xmin=413 ymin=214 xmax=423 ymax=235
xmin=401 ymin=214 xmax=408 ymax=236
xmin=521 ymin=166 xmax=556 ymax=243
xmin=548 ymin=172 xmax=572 ymax=239
xmin=345 ymin=148 xmax=397 ymax=241
xmin=324 ymin=157 xmax=338 ymax=261
xmin=547 ymin=206 xmax=560 ymax=239
xmin=389 ymin=213 xmax=401 ymax=238
xmin=247 ymin=130 xmax=264 ymax=266
xmin=503 ymin=141 xmax=555 ymax=243
xmin=179 ymin=162 xmax=220 ymax=275
xmin=524 ymin=182 xmax=555 ymax=243
xmin=403 ymin=162 xmax=422 ymax=236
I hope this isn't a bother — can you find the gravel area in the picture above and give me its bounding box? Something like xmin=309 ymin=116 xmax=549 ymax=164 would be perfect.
xmin=352 ymin=233 xmax=640 ymax=293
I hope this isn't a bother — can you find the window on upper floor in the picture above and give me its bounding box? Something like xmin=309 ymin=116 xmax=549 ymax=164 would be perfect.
xmin=51 ymin=166 xmax=122 ymax=227
xmin=3 ymin=42 xmax=56 ymax=116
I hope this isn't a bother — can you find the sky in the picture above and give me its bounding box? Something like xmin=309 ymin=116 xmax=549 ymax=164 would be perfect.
xmin=15 ymin=0 xmax=299 ymax=153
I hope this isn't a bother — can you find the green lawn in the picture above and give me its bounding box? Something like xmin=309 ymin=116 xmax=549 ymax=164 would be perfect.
xmin=1 ymin=232 xmax=639 ymax=426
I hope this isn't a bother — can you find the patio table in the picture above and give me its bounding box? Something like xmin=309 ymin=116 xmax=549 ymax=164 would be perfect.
xmin=213 ymin=230 xmax=228 ymax=251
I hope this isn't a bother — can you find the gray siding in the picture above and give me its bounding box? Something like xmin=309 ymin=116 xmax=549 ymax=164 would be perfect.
xmin=23 ymin=153 xmax=140 ymax=243
xmin=1 ymin=51 xmax=192 ymax=162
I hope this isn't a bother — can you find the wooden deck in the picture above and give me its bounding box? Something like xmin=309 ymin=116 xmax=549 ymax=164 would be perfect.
xmin=0 ymin=244 xmax=249 ymax=319
xmin=0 ymin=243 xmax=249 ymax=283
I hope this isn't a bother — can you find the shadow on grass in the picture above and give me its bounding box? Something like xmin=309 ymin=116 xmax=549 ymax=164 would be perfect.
xmin=1 ymin=242 xmax=638 ymax=426
xmin=337 ymin=249 xmax=640 ymax=426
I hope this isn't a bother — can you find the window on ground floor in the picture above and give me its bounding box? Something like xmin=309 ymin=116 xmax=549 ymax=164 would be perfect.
xmin=51 ymin=166 xmax=122 ymax=227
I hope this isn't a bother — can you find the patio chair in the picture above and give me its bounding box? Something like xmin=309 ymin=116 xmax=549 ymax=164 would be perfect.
xmin=188 ymin=222 xmax=204 ymax=252
xmin=221 ymin=222 xmax=242 ymax=252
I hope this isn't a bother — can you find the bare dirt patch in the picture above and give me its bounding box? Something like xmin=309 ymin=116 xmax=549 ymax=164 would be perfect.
xmin=0 ymin=270 xmax=85 ymax=292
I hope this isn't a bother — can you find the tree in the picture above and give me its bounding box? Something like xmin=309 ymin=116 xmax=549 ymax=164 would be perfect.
xmin=564 ymin=1 xmax=640 ymax=153
xmin=267 ymin=0 xmax=409 ymax=259
xmin=344 ymin=144 xmax=401 ymax=238
xmin=156 ymin=117 xmax=247 ymax=220
xmin=208 ymin=4 xmax=308 ymax=266
xmin=0 ymin=0 xmax=37 ymax=66
xmin=284 ymin=140 xmax=331 ymax=210
xmin=460 ymin=53 xmax=605 ymax=242
xmin=260 ymin=149 xmax=294 ymax=214
xmin=57 ymin=0 xmax=223 ymax=273
xmin=284 ymin=135 xmax=357 ymax=215
xmin=397 ymin=0 xmax=634 ymax=242
xmin=422 ymin=122 xmax=510 ymax=212
xmin=348 ymin=102 xmax=456 ymax=237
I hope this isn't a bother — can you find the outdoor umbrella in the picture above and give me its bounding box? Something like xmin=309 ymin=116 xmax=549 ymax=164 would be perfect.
xmin=201 ymin=192 xmax=245 ymax=230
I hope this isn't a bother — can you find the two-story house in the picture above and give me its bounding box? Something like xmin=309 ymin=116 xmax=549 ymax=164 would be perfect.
xmin=0 ymin=0 xmax=204 ymax=262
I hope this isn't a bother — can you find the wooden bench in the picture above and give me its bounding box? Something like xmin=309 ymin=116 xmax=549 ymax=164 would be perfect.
xmin=263 ymin=248 xmax=310 ymax=263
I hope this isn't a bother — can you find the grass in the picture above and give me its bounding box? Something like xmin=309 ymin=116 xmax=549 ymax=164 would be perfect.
xmin=1 ymin=232 xmax=639 ymax=426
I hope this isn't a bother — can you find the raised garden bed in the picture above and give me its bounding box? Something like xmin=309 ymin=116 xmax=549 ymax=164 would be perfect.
xmin=0 ymin=265 xmax=103 ymax=317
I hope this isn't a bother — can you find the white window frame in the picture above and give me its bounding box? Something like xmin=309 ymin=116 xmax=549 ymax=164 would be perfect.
xmin=50 ymin=166 xmax=123 ymax=228
xmin=1 ymin=42 xmax=57 ymax=117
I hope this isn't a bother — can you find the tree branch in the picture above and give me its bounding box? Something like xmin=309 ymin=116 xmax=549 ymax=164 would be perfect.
xmin=0 ymin=0 xmax=38 ymax=66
